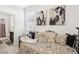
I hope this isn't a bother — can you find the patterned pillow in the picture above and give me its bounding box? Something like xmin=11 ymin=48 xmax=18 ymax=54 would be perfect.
xmin=46 ymin=32 xmax=57 ymax=43
xmin=36 ymin=32 xmax=57 ymax=43
xmin=55 ymin=34 xmax=67 ymax=46
xmin=37 ymin=32 xmax=48 ymax=43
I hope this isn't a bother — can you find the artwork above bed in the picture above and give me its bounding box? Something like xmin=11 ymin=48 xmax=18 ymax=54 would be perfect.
xmin=49 ymin=5 xmax=65 ymax=25
xmin=36 ymin=10 xmax=47 ymax=26
xmin=35 ymin=5 xmax=65 ymax=26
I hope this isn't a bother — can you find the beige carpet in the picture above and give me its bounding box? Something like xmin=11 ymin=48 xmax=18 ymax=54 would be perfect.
xmin=0 ymin=43 xmax=19 ymax=54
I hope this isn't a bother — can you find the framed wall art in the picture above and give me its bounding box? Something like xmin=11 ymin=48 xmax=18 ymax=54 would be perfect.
xmin=49 ymin=5 xmax=65 ymax=25
xmin=36 ymin=10 xmax=47 ymax=26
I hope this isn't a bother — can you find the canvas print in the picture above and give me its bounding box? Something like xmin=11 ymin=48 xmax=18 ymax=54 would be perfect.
xmin=49 ymin=6 xmax=65 ymax=25
xmin=36 ymin=10 xmax=47 ymax=26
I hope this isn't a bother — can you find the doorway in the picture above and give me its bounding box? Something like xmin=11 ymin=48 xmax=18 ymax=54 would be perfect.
xmin=0 ymin=12 xmax=15 ymax=45
xmin=0 ymin=19 xmax=6 ymax=38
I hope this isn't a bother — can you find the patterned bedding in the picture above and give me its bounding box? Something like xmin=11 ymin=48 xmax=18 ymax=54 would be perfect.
xmin=20 ymin=42 xmax=77 ymax=54
xmin=20 ymin=32 xmax=77 ymax=54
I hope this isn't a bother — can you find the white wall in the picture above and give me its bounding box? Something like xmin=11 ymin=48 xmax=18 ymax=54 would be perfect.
xmin=24 ymin=5 xmax=79 ymax=35
xmin=0 ymin=6 xmax=24 ymax=45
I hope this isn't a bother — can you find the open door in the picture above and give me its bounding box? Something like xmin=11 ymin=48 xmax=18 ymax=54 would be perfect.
xmin=0 ymin=19 xmax=6 ymax=38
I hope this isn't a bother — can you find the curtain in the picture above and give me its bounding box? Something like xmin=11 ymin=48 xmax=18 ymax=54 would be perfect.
xmin=0 ymin=19 xmax=6 ymax=38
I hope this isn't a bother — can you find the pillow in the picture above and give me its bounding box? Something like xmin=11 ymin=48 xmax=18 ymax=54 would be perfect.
xmin=20 ymin=35 xmax=38 ymax=44
xmin=55 ymin=34 xmax=67 ymax=46
xmin=36 ymin=32 xmax=57 ymax=43
xmin=46 ymin=32 xmax=57 ymax=43
xmin=37 ymin=32 xmax=48 ymax=43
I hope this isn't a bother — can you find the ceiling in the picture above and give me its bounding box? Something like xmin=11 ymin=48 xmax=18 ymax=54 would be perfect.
xmin=17 ymin=5 xmax=30 ymax=9
xmin=8 ymin=5 xmax=31 ymax=11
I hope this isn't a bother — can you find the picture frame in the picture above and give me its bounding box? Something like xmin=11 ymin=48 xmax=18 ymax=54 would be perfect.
xmin=49 ymin=5 xmax=65 ymax=25
xmin=36 ymin=10 xmax=47 ymax=26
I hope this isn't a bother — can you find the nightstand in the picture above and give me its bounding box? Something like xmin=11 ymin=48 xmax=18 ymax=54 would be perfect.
xmin=75 ymin=27 xmax=79 ymax=53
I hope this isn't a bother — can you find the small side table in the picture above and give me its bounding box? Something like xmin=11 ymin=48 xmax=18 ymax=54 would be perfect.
xmin=76 ymin=27 xmax=79 ymax=53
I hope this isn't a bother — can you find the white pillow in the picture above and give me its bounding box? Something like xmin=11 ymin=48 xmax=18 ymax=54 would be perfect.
xmin=20 ymin=35 xmax=38 ymax=44
xmin=55 ymin=34 xmax=67 ymax=46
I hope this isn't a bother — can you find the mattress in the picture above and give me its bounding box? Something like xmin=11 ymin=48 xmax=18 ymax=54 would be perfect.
xmin=20 ymin=42 xmax=77 ymax=54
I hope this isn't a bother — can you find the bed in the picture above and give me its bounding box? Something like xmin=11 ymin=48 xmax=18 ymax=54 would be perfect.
xmin=19 ymin=32 xmax=77 ymax=54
